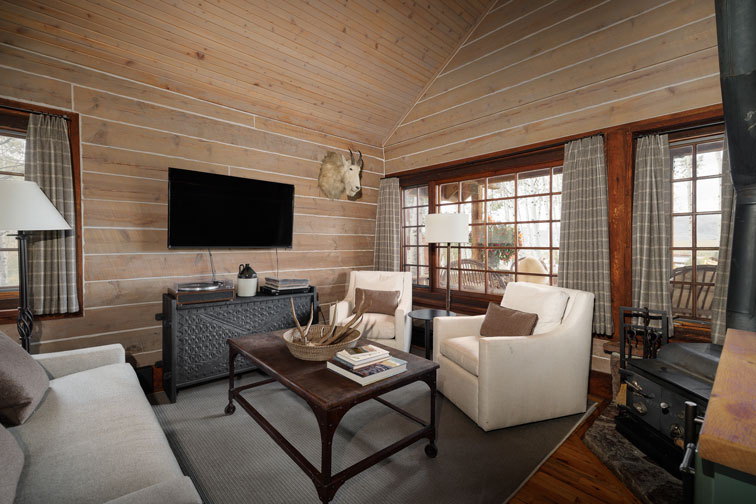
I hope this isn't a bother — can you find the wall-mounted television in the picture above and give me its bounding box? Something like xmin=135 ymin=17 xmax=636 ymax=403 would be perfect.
xmin=168 ymin=168 xmax=294 ymax=249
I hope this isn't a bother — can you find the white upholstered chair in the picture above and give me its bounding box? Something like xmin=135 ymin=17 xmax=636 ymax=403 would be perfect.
xmin=329 ymin=271 xmax=413 ymax=352
xmin=433 ymin=282 xmax=595 ymax=431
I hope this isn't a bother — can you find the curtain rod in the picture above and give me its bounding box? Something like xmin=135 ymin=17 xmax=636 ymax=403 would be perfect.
xmin=634 ymin=120 xmax=724 ymax=138
xmin=0 ymin=104 xmax=70 ymax=120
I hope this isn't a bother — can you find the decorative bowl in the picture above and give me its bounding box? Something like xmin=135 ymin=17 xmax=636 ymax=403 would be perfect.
xmin=282 ymin=325 xmax=361 ymax=361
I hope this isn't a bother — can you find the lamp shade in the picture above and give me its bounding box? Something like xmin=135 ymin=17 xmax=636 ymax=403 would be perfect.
xmin=0 ymin=180 xmax=71 ymax=231
xmin=425 ymin=213 xmax=468 ymax=244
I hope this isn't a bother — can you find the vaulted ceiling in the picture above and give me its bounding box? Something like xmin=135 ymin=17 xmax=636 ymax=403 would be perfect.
xmin=0 ymin=0 xmax=495 ymax=146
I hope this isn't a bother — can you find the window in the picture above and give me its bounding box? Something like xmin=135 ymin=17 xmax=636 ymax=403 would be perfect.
xmin=0 ymin=132 xmax=25 ymax=291
xmin=435 ymin=167 xmax=562 ymax=295
xmin=401 ymin=185 xmax=429 ymax=286
xmin=669 ymin=136 xmax=724 ymax=321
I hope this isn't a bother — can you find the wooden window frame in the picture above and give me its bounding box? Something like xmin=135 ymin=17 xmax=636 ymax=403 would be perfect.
xmin=400 ymin=185 xmax=430 ymax=287
xmin=0 ymin=98 xmax=84 ymax=323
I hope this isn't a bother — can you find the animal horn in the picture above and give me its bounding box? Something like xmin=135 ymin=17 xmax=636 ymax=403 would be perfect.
xmin=357 ymin=150 xmax=363 ymax=168
xmin=290 ymin=297 xmax=304 ymax=342
xmin=348 ymin=148 xmax=355 ymax=165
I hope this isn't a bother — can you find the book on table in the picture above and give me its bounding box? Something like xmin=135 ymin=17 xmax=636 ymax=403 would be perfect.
xmin=337 ymin=345 xmax=389 ymax=363
xmin=326 ymin=356 xmax=407 ymax=386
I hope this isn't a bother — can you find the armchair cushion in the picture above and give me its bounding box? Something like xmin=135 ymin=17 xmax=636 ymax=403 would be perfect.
xmin=0 ymin=331 xmax=49 ymax=426
xmin=440 ymin=336 xmax=480 ymax=376
xmin=479 ymin=303 xmax=538 ymax=337
xmin=353 ymin=288 xmax=400 ymax=315
xmin=355 ymin=313 xmax=396 ymax=340
xmin=501 ymin=282 xmax=569 ymax=334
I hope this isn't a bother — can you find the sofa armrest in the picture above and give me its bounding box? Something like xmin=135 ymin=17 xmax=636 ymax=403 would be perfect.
xmin=432 ymin=315 xmax=485 ymax=363
xmin=393 ymin=308 xmax=412 ymax=353
xmin=104 ymin=476 xmax=202 ymax=504
xmin=33 ymin=344 xmax=126 ymax=378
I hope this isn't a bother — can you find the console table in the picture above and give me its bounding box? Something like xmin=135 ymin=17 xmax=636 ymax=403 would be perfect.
xmin=158 ymin=288 xmax=318 ymax=402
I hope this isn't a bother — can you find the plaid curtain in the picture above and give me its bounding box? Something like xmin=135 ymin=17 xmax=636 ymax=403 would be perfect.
xmin=373 ymin=178 xmax=401 ymax=271
xmin=632 ymin=134 xmax=672 ymax=328
xmin=24 ymin=114 xmax=79 ymax=315
xmin=558 ymin=135 xmax=613 ymax=335
xmin=711 ymin=139 xmax=735 ymax=345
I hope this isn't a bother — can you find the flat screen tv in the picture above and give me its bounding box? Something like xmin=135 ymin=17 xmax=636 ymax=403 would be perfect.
xmin=168 ymin=168 xmax=294 ymax=249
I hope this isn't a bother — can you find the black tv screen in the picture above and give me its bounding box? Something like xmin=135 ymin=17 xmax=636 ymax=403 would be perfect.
xmin=168 ymin=168 xmax=294 ymax=248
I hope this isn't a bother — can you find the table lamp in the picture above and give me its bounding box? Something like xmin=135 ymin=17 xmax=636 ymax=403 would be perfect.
xmin=425 ymin=213 xmax=468 ymax=311
xmin=0 ymin=180 xmax=72 ymax=352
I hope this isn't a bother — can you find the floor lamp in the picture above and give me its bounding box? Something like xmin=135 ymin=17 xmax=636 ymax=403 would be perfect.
xmin=425 ymin=213 xmax=468 ymax=311
xmin=0 ymin=180 xmax=71 ymax=352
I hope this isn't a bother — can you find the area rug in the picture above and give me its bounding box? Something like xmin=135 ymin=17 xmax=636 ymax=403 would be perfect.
xmin=153 ymin=374 xmax=595 ymax=504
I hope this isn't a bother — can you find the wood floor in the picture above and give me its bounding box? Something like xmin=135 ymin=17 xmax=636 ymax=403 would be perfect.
xmin=510 ymin=371 xmax=641 ymax=504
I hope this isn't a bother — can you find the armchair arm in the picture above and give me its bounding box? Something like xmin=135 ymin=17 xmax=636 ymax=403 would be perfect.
xmin=33 ymin=344 xmax=125 ymax=379
xmin=393 ymin=308 xmax=412 ymax=353
xmin=328 ymin=300 xmax=352 ymax=324
xmin=432 ymin=315 xmax=485 ymax=363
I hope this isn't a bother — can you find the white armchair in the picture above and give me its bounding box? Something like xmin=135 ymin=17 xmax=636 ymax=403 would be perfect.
xmin=433 ymin=282 xmax=595 ymax=431
xmin=329 ymin=271 xmax=413 ymax=352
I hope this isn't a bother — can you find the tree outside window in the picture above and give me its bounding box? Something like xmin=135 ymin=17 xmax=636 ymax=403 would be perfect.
xmin=0 ymin=133 xmax=25 ymax=290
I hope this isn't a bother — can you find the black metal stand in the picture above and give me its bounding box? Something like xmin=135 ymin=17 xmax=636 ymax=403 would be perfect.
xmin=15 ymin=231 xmax=33 ymax=353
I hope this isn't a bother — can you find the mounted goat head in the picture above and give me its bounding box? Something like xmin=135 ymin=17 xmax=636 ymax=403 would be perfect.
xmin=318 ymin=148 xmax=363 ymax=200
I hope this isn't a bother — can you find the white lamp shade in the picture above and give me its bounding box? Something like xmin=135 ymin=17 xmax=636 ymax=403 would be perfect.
xmin=425 ymin=213 xmax=469 ymax=244
xmin=0 ymin=180 xmax=71 ymax=231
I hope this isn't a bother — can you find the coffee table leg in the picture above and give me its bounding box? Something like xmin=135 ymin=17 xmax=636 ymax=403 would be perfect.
xmin=225 ymin=347 xmax=236 ymax=415
xmin=314 ymin=407 xmax=348 ymax=503
xmin=424 ymin=373 xmax=438 ymax=458
xmin=424 ymin=319 xmax=432 ymax=360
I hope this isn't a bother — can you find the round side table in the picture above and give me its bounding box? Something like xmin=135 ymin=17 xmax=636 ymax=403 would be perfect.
xmin=408 ymin=309 xmax=456 ymax=360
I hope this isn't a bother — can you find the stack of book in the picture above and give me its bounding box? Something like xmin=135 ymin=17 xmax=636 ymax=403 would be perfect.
xmin=261 ymin=277 xmax=310 ymax=295
xmin=326 ymin=345 xmax=407 ymax=386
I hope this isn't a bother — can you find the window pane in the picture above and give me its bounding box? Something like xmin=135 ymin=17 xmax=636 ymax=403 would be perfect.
xmin=418 ymin=226 xmax=427 ymax=246
xmin=487 ymin=224 xmax=515 ymax=247
xmin=418 ymin=246 xmax=429 ymax=266
xmin=517 ymin=168 xmax=550 ymax=195
xmin=552 ymin=167 xmax=563 ymax=193
xmin=469 ymin=224 xmax=485 ymax=247
xmin=553 ymin=222 xmax=561 ymax=248
xmin=673 ymin=216 xmax=692 ymax=247
xmin=403 ymin=187 xmax=418 ymax=207
xmin=487 ymin=174 xmax=515 ymax=199
xmin=671 ymin=284 xmax=693 ymax=317
xmin=673 ymin=181 xmax=692 ymax=213
xmin=461 ymin=201 xmax=485 ymax=223
xmin=696 ymin=249 xmax=718 ymax=268
xmin=488 ymin=273 xmax=509 ymax=294
xmin=519 ymin=222 xmax=550 ymax=247
xmin=1 ymin=231 xmax=17 ymax=248
xmin=404 ymin=228 xmax=417 ymax=246
xmin=438 ymin=246 xmax=459 ymax=268
xmin=0 ymin=136 xmax=26 ymax=175
xmin=696 ymin=141 xmax=723 ymax=176
xmin=405 ymin=246 xmax=417 ymax=265
xmin=418 ymin=186 xmax=429 ymax=206
xmin=517 ymin=196 xmax=550 ymax=221
xmin=417 ymin=266 xmax=429 ymax=286
xmin=439 ymin=203 xmax=458 ymax=214
xmin=671 ymin=146 xmax=693 ymax=179
xmin=461 ymin=179 xmax=485 ymax=201
xmin=409 ymin=266 xmax=418 ymax=284
xmin=672 ymin=250 xmax=693 ymax=270
xmin=488 ymin=248 xmax=515 ymax=271
xmin=696 ymin=214 xmax=721 ymax=247
xmin=552 ymin=195 xmax=561 ymax=220
xmin=0 ymin=251 xmax=19 ymax=287
xmin=696 ymin=285 xmax=714 ymax=319
xmin=403 ymin=208 xmax=417 ymax=226
xmin=487 ymin=199 xmax=514 ymax=223
xmin=439 ymin=182 xmax=459 ymax=203
xmin=517 ymin=250 xmax=550 ymax=274
xmin=552 ymin=250 xmax=559 ymax=275
xmin=696 ymin=178 xmax=721 ymax=212
xmin=418 ymin=206 xmax=428 ymax=227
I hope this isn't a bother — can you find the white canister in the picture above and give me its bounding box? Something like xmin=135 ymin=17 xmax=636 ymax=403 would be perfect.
xmin=237 ymin=264 xmax=258 ymax=297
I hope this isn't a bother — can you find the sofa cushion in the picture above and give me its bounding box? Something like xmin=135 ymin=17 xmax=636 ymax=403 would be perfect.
xmin=0 ymin=425 xmax=23 ymax=504
xmin=10 ymin=363 xmax=184 ymax=504
xmin=479 ymin=303 xmax=538 ymax=337
xmin=354 ymin=313 xmax=396 ymax=340
xmin=353 ymin=287 xmax=400 ymax=315
xmin=0 ymin=330 xmax=49 ymax=426
xmin=440 ymin=336 xmax=480 ymax=376
xmin=501 ymin=282 xmax=569 ymax=334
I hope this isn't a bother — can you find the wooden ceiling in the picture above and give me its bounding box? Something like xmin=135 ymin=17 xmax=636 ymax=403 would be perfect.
xmin=0 ymin=0 xmax=495 ymax=146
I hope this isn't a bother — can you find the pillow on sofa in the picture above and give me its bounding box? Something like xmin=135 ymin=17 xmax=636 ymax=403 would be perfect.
xmin=0 ymin=331 xmax=49 ymax=426
xmin=480 ymin=303 xmax=538 ymax=337
xmin=0 ymin=425 xmax=24 ymax=504
xmin=501 ymin=282 xmax=569 ymax=334
xmin=353 ymin=288 xmax=400 ymax=315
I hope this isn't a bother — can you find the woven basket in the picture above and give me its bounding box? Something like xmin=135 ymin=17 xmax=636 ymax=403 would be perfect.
xmin=282 ymin=325 xmax=361 ymax=361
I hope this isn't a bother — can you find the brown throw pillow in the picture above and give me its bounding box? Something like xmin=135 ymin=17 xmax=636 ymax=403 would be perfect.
xmin=0 ymin=331 xmax=49 ymax=426
xmin=353 ymin=288 xmax=400 ymax=316
xmin=0 ymin=425 xmax=24 ymax=504
xmin=479 ymin=303 xmax=539 ymax=337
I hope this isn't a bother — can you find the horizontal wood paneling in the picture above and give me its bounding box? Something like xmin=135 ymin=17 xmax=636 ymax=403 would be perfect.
xmin=0 ymin=66 xmax=72 ymax=108
xmin=384 ymin=0 xmax=721 ymax=172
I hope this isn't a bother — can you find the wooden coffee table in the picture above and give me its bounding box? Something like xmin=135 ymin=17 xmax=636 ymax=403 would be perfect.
xmin=225 ymin=331 xmax=439 ymax=503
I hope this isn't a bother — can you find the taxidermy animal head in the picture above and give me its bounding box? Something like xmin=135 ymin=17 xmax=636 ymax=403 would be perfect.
xmin=318 ymin=148 xmax=363 ymax=200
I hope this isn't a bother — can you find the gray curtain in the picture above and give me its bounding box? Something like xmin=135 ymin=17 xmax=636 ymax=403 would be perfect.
xmin=373 ymin=177 xmax=401 ymax=272
xmin=558 ymin=135 xmax=613 ymax=335
xmin=710 ymin=139 xmax=735 ymax=345
xmin=25 ymin=114 xmax=79 ymax=315
xmin=632 ymin=134 xmax=672 ymax=328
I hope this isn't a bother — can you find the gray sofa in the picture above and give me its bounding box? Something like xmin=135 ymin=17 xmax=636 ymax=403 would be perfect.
xmin=7 ymin=344 xmax=201 ymax=504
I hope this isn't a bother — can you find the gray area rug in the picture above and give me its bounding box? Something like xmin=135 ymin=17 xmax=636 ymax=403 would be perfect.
xmin=154 ymin=374 xmax=594 ymax=504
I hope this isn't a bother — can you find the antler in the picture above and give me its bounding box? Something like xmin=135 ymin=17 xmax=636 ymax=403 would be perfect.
xmin=324 ymin=297 xmax=371 ymax=345
xmin=290 ymin=297 xmax=304 ymax=342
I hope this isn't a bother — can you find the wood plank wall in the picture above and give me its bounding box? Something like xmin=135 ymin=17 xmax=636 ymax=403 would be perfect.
xmin=0 ymin=43 xmax=383 ymax=366
xmin=384 ymin=0 xmax=722 ymax=172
